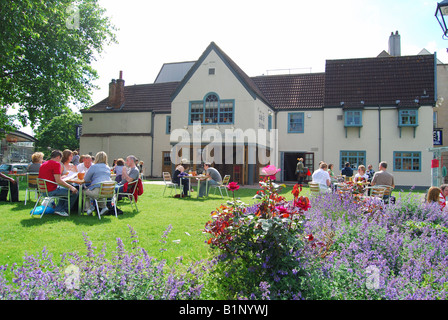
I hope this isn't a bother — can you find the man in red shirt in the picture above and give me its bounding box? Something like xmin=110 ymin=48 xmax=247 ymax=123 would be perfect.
xmin=38 ymin=150 xmax=78 ymax=216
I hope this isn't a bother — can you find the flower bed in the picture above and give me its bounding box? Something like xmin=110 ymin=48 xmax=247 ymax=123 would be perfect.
xmin=204 ymin=168 xmax=448 ymax=300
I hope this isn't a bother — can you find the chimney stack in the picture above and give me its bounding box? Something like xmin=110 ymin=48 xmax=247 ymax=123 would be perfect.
xmin=388 ymin=31 xmax=401 ymax=57
xmin=108 ymin=79 xmax=117 ymax=107
xmin=116 ymin=70 xmax=125 ymax=108
xmin=107 ymin=71 xmax=125 ymax=109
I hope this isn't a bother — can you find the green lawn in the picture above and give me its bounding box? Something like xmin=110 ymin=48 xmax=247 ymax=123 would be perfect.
xmin=0 ymin=180 xmax=424 ymax=269
xmin=0 ymin=180 xmax=295 ymax=268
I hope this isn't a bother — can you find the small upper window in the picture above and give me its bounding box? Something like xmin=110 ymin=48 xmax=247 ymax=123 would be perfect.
xmin=344 ymin=110 xmax=362 ymax=127
xmin=288 ymin=112 xmax=304 ymax=133
xmin=209 ymin=68 xmax=215 ymax=75
xmin=398 ymin=109 xmax=418 ymax=127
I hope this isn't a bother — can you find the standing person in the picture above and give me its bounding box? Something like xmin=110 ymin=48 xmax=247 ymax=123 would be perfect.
xmin=311 ymin=162 xmax=331 ymax=192
xmin=198 ymin=163 xmax=222 ymax=198
xmin=72 ymin=151 xmax=80 ymax=166
xmin=38 ymin=150 xmax=78 ymax=216
xmin=0 ymin=172 xmax=19 ymax=202
xmin=341 ymin=162 xmax=353 ymax=178
xmin=366 ymin=164 xmax=375 ymax=182
xmin=84 ymin=151 xmax=112 ymax=216
xmin=295 ymin=158 xmax=306 ymax=185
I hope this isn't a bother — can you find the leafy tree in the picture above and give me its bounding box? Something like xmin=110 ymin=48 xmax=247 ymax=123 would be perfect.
xmin=34 ymin=111 xmax=82 ymax=156
xmin=0 ymin=0 xmax=117 ymax=135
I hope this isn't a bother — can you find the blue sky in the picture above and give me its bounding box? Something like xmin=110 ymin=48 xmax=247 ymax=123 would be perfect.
xmin=89 ymin=0 xmax=447 ymax=104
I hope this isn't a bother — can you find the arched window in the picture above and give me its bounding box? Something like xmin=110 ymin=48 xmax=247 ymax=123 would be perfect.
xmin=189 ymin=93 xmax=234 ymax=124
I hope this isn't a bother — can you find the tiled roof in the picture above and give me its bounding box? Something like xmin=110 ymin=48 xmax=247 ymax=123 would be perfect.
xmin=85 ymin=47 xmax=435 ymax=114
xmin=324 ymin=54 xmax=435 ymax=108
xmin=83 ymin=81 xmax=180 ymax=113
xmin=251 ymin=73 xmax=325 ymax=109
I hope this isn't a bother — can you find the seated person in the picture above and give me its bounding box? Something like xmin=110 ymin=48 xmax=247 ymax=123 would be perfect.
xmin=27 ymin=152 xmax=44 ymax=189
xmin=113 ymin=158 xmax=125 ymax=183
xmin=28 ymin=152 xmax=44 ymax=174
xmin=198 ymin=162 xmax=222 ymax=198
xmin=366 ymin=164 xmax=375 ymax=182
xmin=341 ymin=162 xmax=353 ymax=178
xmin=61 ymin=149 xmax=77 ymax=175
xmin=84 ymin=151 xmax=112 ymax=216
xmin=115 ymin=155 xmax=140 ymax=194
xmin=354 ymin=165 xmax=369 ymax=182
xmin=172 ymin=159 xmax=190 ymax=197
xmin=38 ymin=150 xmax=78 ymax=216
xmin=426 ymin=186 xmax=445 ymax=211
xmin=311 ymin=162 xmax=331 ymax=192
xmin=0 ymin=172 xmax=19 ymax=202
xmin=77 ymin=154 xmax=93 ymax=174
xmin=371 ymin=161 xmax=395 ymax=201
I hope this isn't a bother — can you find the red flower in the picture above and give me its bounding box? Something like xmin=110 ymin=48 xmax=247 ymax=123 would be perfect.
xmin=275 ymin=206 xmax=290 ymax=218
xmin=305 ymin=234 xmax=314 ymax=241
xmin=294 ymin=196 xmax=311 ymax=211
xmin=292 ymin=184 xmax=302 ymax=198
xmin=227 ymin=182 xmax=240 ymax=192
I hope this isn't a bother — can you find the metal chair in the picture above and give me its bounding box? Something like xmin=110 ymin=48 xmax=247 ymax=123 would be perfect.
xmin=371 ymin=185 xmax=394 ymax=203
xmin=211 ymin=175 xmax=231 ymax=198
xmin=162 ymin=172 xmax=179 ymax=196
xmin=25 ymin=172 xmax=39 ymax=205
xmin=308 ymin=182 xmax=321 ymax=196
xmin=90 ymin=181 xmax=117 ymax=220
xmin=116 ymin=179 xmax=138 ymax=212
xmin=31 ymin=178 xmax=71 ymax=218
xmin=365 ymin=186 xmax=387 ymax=200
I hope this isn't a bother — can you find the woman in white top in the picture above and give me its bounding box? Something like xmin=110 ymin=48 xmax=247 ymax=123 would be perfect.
xmin=61 ymin=149 xmax=77 ymax=175
xmin=354 ymin=165 xmax=369 ymax=182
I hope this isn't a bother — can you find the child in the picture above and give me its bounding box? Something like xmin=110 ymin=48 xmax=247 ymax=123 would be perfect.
xmin=114 ymin=158 xmax=125 ymax=183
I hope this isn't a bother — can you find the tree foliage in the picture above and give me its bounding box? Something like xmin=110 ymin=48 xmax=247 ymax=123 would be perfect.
xmin=0 ymin=0 xmax=117 ymax=133
xmin=34 ymin=110 xmax=82 ymax=156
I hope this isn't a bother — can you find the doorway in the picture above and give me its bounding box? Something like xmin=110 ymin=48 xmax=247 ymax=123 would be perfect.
xmin=282 ymin=152 xmax=314 ymax=182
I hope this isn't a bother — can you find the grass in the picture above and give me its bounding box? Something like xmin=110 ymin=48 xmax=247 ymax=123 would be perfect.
xmin=0 ymin=179 xmax=425 ymax=271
